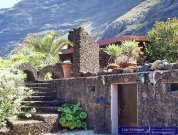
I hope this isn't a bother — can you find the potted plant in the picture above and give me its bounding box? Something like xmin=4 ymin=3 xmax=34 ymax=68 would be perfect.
xmin=116 ymin=40 xmax=142 ymax=68
xmin=61 ymin=60 xmax=73 ymax=78
xmin=104 ymin=44 xmax=122 ymax=69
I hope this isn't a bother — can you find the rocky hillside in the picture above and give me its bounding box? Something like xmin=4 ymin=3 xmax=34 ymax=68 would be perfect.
xmin=0 ymin=0 xmax=177 ymax=56
xmin=101 ymin=0 xmax=178 ymax=39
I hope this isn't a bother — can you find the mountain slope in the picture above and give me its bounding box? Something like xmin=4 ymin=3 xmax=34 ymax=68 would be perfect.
xmin=101 ymin=0 xmax=178 ymax=38
xmin=0 ymin=0 xmax=178 ymax=56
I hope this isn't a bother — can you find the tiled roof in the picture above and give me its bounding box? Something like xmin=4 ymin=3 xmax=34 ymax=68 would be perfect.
xmin=61 ymin=35 xmax=148 ymax=54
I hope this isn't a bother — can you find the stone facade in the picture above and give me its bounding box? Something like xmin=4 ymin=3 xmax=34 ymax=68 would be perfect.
xmin=5 ymin=68 xmax=178 ymax=134
xmin=15 ymin=29 xmax=178 ymax=134
xmin=55 ymin=70 xmax=178 ymax=134
xmin=68 ymin=27 xmax=100 ymax=76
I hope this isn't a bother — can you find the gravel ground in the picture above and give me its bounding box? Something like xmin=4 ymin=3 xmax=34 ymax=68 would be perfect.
xmin=43 ymin=130 xmax=110 ymax=135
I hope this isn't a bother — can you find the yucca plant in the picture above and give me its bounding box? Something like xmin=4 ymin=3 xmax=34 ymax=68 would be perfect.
xmin=104 ymin=44 xmax=122 ymax=64
xmin=121 ymin=40 xmax=141 ymax=62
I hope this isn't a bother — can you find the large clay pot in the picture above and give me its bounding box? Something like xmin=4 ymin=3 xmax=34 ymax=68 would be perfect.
xmin=61 ymin=63 xmax=73 ymax=78
xmin=119 ymin=62 xmax=137 ymax=68
xmin=107 ymin=63 xmax=120 ymax=70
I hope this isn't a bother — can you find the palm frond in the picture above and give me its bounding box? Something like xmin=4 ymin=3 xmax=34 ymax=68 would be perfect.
xmin=53 ymin=42 xmax=71 ymax=58
xmin=51 ymin=38 xmax=71 ymax=55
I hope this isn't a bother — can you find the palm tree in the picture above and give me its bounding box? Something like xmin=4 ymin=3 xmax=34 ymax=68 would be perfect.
xmin=24 ymin=32 xmax=71 ymax=62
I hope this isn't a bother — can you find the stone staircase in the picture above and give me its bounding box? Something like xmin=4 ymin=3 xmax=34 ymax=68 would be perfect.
xmin=0 ymin=81 xmax=65 ymax=135
xmin=23 ymin=82 xmax=64 ymax=113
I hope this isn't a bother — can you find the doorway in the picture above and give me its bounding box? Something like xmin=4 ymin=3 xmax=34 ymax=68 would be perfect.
xmin=118 ymin=84 xmax=137 ymax=126
xmin=111 ymin=84 xmax=137 ymax=135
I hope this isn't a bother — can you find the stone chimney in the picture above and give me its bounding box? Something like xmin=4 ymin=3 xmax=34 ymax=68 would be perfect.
xmin=68 ymin=27 xmax=99 ymax=77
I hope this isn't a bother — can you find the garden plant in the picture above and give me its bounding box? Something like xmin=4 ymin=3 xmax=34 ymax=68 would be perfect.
xmin=104 ymin=40 xmax=142 ymax=68
xmin=58 ymin=103 xmax=88 ymax=129
xmin=145 ymin=18 xmax=178 ymax=63
xmin=0 ymin=63 xmax=35 ymax=128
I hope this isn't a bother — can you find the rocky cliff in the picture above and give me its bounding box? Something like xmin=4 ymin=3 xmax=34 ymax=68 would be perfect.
xmin=0 ymin=0 xmax=177 ymax=56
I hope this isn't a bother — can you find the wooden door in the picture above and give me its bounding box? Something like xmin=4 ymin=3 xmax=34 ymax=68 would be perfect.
xmin=118 ymin=84 xmax=137 ymax=126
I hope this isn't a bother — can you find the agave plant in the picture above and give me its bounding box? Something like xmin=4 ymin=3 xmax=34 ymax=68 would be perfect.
xmin=121 ymin=40 xmax=141 ymax=62
xmin=104 ymin=44 xmax=122 ymax=64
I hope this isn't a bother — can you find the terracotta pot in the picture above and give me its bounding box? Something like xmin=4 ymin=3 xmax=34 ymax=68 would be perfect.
xmin=119 ymin=62 xmax=137 ymax=68
xmin=107 ymin=63 xmax=120 ymax=70
xmin=61 ymin=63 xmax=73 ymax=78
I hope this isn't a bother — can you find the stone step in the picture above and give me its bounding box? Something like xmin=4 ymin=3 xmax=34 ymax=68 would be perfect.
xmin=8 ymin=118 xmax=43 ymax=127
xmin=35 ymin=80 xmax=54 ymax=83
xmin=23 ymin=106 xmax=59 ymax=113
xmin=0 ymin=128 xmax=10 ymax=135
xmin=6 ymin=116 xmax=58 ymax=135
xmin=25 ymin=82 xmax=55 ymax=88
xmin=29 ymin=87 xmax=57 ymax=92
xmin=32 ymin=113 xmax=58 ymax=122
xmin=24 ymin=96 xmax=56 ymax=101
xmin=7 ymin=118 xmax=43 ymax=134
xmin=31 ymin=92 xmax=56 ymax=96
xmin=22 ymin=101 xmax=64 ymax=107
xmin=32 ymin=106 xmax=59 ymax=113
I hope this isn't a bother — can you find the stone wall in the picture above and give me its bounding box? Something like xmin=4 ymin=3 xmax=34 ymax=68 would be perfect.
xmin=55 ymin=70 xmax=178 ymax=134
xmin=18 ymin=63 xmax=64 ymax=81
xmin=19 ymin=63 xmax=38 ymax=81
xmin=99 ymin=49 xmax=110 ymax=69
xmin=138 ymin=70 xmax=178 ymax=126
xmin=68 ymin=27 xmax=99 ymax=76
xmin=55 ymin=76 xmax=111 ymax=133
xmin=38 ymin=63 xmax=63 ymax=80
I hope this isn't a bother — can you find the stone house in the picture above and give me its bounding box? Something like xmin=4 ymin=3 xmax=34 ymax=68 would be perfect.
xmin=56 ymin=27 xmax=178 ymax=134
xmin=3 ymin=27 xmax=177 ymax=135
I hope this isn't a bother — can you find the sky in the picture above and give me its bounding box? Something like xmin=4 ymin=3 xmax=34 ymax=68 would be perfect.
xmin=0 ymin=0 xmax=22 ymax=9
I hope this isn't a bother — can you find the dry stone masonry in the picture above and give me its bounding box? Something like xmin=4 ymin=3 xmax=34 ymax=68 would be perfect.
xmin=55 ymin=70 xmax=178 ymax=134
xmin=38 ymin=63 xmax=63 ymax=80
xmin=4 ymin=29 xmax=178 ymax=134
xmin=18 ymin=63 xmax=64 ymax=81
xmin=19 ymin=63 xmax=38 ymax=81
xmin=68 ymin=27 xmax=99 ymax=77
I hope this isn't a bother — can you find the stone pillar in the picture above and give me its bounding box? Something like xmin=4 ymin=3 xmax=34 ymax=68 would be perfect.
xmin=68 ymin=27 xmax=99 ymax=77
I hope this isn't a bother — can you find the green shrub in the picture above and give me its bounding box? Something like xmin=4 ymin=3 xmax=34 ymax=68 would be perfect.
xmin=145 ymin=18 xmax=178 ymax=62
xmin=0 ymin=64 xmax=35 ymax=128
xmin=9 ymin=47 xmax=54 ymax=70
xmin=44 ymin=73 xmax=53 ymax=80
xmin=58 ymin=103 xmax=87 ymax=129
